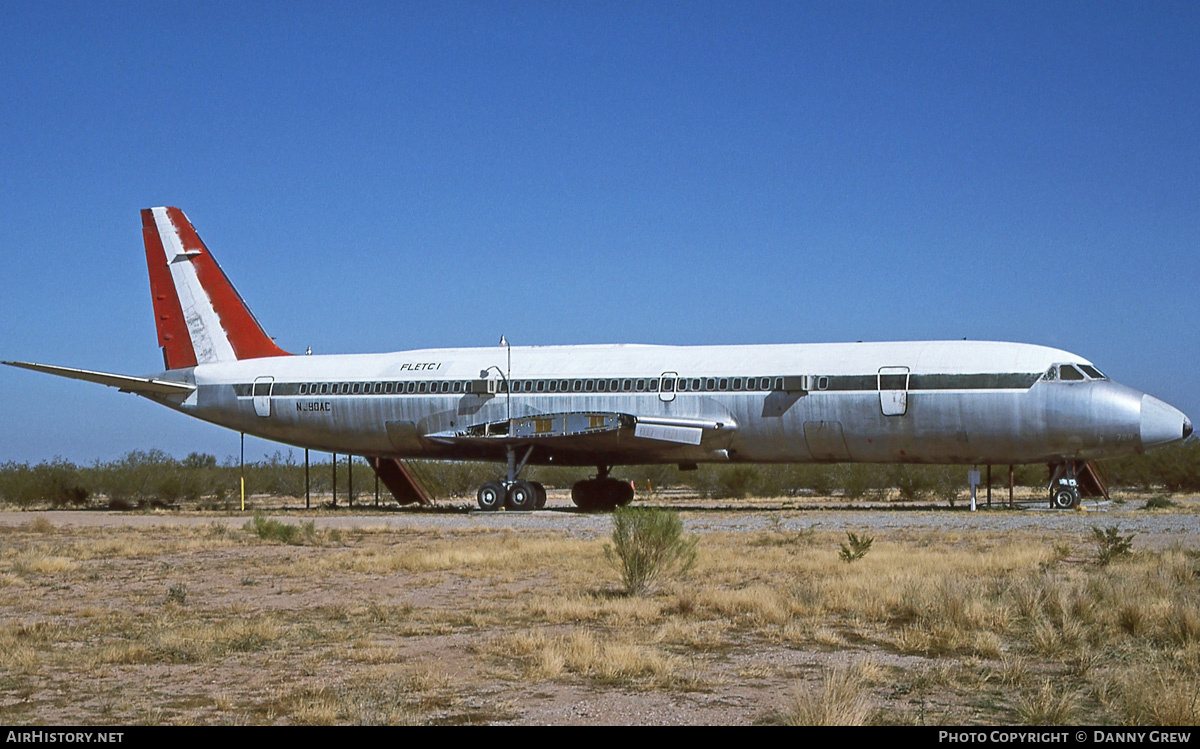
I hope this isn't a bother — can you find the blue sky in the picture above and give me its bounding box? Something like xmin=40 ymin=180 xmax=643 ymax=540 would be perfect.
xmin=1 ymin=1 xmax=1196 ymax=464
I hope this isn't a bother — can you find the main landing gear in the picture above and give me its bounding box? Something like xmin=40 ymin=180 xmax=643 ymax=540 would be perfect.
xmin=476 ymin=479 xmax=546 ymax=512
xmin=475 ymin=446 xmax=547 ymax=512
xmin=570 ymin=465 xmax=634 ymax=512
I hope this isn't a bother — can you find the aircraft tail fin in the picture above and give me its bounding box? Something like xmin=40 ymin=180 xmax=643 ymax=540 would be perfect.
xmin=141 ymin=207 xmax=290 ymax=369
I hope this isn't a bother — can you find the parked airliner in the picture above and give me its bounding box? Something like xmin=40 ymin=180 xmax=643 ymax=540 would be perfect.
xmin=5 ymin=208 xmax=1192 ymax=511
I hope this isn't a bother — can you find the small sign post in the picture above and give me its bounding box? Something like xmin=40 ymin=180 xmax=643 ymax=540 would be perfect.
xmin=968 ymin=470 xmax=981 ymax=512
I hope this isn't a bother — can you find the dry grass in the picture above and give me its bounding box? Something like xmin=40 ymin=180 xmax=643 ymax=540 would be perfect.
xmin=776 ymin=662 xmax=874 ymax=725
xmin=1015 ymin=679 xmax=1077 ymax=725
xmin=486 ymin=629 xmax=697 ymax=689
xmin=1 ymin=507 xmax=1199 ymax=724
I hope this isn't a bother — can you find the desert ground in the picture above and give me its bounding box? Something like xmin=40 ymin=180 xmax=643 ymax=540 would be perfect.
xmin=2 ymin=491 xmax=1199 ymax=725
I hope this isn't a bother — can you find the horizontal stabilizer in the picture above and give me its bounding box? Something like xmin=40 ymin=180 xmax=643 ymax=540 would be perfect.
xmin=2 ymin=361 xmax=196 ymax=396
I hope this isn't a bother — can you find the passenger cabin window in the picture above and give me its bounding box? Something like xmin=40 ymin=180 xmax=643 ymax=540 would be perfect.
xmin=662 ymin=378 xmax=675 ymax=392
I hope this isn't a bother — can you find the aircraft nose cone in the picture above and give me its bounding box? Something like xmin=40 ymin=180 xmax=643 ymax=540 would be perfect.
xmin=1141 ymin=395 xmax=1191 ymax=448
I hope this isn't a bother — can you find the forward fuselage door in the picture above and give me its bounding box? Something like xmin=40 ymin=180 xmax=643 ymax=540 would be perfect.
xmin=253 ymin=376 xmax=274 ymax=417
xmin=659 ymin=372 xmax=678 ymax=403
xmin=878 ymin=367 xmax=909 ymax=416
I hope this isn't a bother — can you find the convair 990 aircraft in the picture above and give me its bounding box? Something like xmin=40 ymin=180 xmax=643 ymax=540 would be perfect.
xmin=5 ymin=208 xmax=1193 ymax=511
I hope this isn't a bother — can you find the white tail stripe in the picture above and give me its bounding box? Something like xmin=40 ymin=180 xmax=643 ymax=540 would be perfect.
xmin=150 ymin=207 xmax=237 ymax=364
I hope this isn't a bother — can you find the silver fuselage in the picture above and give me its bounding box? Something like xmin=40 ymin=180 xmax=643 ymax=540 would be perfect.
xmin=147 ymin=340 xmax=1191 ymax=467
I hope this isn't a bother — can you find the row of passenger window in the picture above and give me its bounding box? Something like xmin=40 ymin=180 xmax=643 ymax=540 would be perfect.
xmin=284 ymin=376 xmax=790 ymax=397
xmin=296 ymin=380 xmax=467 ymax=395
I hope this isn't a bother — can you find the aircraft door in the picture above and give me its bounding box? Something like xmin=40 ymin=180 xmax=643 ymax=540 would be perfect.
xmin=659 ymin=372 xmax=678 ymax=403
xmin=878 ymin=367 xmax=909 ymax=417
xmin=253 ymin=376 xmax=274 ymax=417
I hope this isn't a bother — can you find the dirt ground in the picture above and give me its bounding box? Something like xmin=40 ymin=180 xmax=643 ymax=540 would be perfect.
xmin=2 ymin=492 xmax=1198 ymax=725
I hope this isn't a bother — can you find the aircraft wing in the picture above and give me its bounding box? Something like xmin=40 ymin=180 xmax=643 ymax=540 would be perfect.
xmin=425 ymin=412 xmax=732 ymax=449
xmin=2 ymin=361 xmax=196 ymax=396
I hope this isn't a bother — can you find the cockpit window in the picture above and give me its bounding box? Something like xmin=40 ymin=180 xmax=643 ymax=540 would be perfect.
xmin=1060 ymin=364 xmax=1085 ymax=381
xmin=1042 ymin=366 xmax=1058 ymax=382
xmin=1078 ymin=365 xmax=1105 ymax=379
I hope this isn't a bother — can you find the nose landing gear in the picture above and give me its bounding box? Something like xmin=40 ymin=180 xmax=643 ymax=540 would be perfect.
xmin=1048 ymin=460 xmax=1109 ymax=509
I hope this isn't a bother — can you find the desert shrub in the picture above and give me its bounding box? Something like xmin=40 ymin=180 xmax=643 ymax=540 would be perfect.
xmin=714 ymin=466 xmax=760 ymax=499
xmin=244 ymin=515 xmax=317 ymax=545
xmin=1092 ymin=526 xmax=1135 ymax=566
xmin=0 ymin=460 xmax=91 ymax=507
xmin=892 ymin=466 xmax=930 ymax=500
xmin=1142 ymin=496 xmax=1176 ymax=510
xmin=802 ymin=465 xmax=836 ymax=496
xmin=605 ymin=507 xmax=697 ymax=595
xmin=838 ymin=531 xmax=874 ymax=563
xmin=165 ymin=583 xmax=188 ymax=606
xmin=837 ymin=465 xmax=885 ymax=500
xmin=412 ymin=461 xmax=495 ymax=498
xmin=1102 ymin=437 xmax=1200 ymax=492
xmin=929 ymin=466 xmax=962 ymax=507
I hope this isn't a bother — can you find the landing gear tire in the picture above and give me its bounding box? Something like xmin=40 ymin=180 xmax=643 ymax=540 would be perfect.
xmin=571 ymin=479 xmax=601 ymax=511
xmin=571 ymin=478 xmax=634 ymax=512
xmin=507 ymin=480 xmax=539 ymax=512
xmin=614 ymin=481 xmax=634 ymax=507
xmin=1052 ymin=486 xmax=1080 ymax=509
xmin=533 ymin=482 xmax=547 ymax=509
xmin=477 ymin=482 xmax=505 ymax=512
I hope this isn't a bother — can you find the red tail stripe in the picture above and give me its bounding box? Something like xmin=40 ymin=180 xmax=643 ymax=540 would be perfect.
xmin=163 ymin=208 xmax=291 ymax=361
xmin=141 ymin=209 xmax=198 ymax=370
